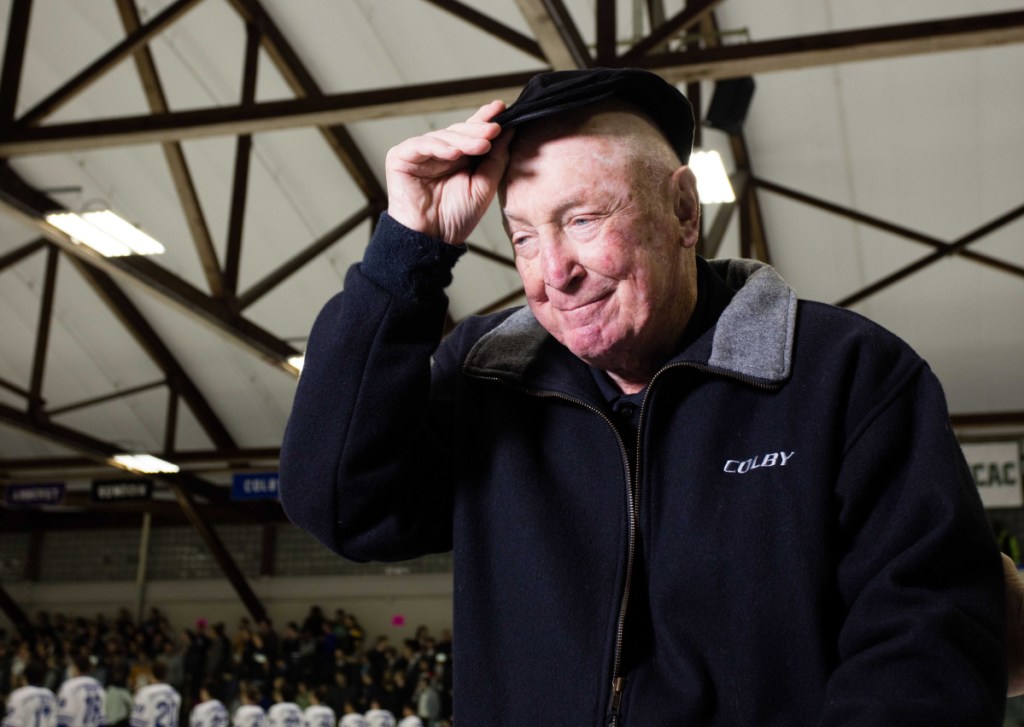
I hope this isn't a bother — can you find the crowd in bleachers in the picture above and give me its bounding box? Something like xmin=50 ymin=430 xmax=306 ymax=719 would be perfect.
xmin=0 ymin=606 xmax=452 ymax=727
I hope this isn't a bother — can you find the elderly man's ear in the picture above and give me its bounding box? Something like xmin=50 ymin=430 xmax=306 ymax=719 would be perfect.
xmin=672 ymin=165 xmax=701 ymax=249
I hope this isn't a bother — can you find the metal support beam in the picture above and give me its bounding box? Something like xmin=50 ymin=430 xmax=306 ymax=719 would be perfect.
xmin=0 ymin=582 xmax=31 ymax=635
xmin=621 ymin=0 xmax=723 ymax=61
xmin=224 ymin=21 xmax=261 ymax=301
xmin=227 ymin=0 xmax=386 ymax=204
xmin=0 ymin=399 xmax=228 ymax=503
xmin=514 ymin=0 xmax=591 ymax=69
xmin=115 ymin=0 xmax=225 ymax=300
xmin=464 ymin=242 xmax=516 ymax=270
xmin=0 ymin=164 xmax=299 ymax=369
xmin=701 ymin=171 xmax=747 ymax=259
xmin=837 ymin=201 xmax=1024 ymax=308
xmin=28 ymin=245 xmax=59 ymax=415
xmin=755 ymin=177 xmax=1024 ymax=281
xmin=16 ymin=0 xmax=204 ymax=127
xmin=0 ymin=0 xmax=33 ymax=127
xmin=68 ymin=256 xmax=238 ymax=450
xmin=0 ymin=237 xmax=45 ymax=273
xmin=237 ymin=203 xmax=376 ymax=310
xmin=596 ymin=0 xmax=617 ymax=65
xmin=168 ymin=479 xmax=267 ymax=621
xmin=4 ymin=10 xmax=1023 ymax=156
xmin=47 ymin=379 xmax=167 ymax=417
xmin=421 ymin=0 xmax=545 ymax=61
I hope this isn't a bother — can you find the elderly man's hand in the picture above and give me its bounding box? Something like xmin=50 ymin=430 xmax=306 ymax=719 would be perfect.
xmin=385 ymin=100 xmax=513 ymax=245
xmin=1004 ymin=553 xmax=1024 ymax=696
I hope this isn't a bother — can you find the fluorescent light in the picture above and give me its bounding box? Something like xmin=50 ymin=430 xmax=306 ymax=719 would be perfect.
xmin=689 ymin=150 xmax=736 ymax=204
xmin=82 ymin=211 xmax=165 ymax=255
xmin=46 ymin=210 xmax=165 ymax=257
xmin=112 ymin=453 xmax=179 ymax=474
xmin=287 ymin=355 xmax=305 ymax=372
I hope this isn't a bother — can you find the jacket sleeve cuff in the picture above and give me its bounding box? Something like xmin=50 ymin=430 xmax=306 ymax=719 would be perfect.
xmin=361 ymin=212 xmax=467 ymax=302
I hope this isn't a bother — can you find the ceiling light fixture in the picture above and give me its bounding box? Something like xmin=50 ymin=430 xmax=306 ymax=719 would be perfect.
xmin=111 ymin=453 xmax=180 ymax=474
xmin=45 ymin=210 xmax=165 ymax=257
xmin=690 ymin=149 xmax=736 ymax=204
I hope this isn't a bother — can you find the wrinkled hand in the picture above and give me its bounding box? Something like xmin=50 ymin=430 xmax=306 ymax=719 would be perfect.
xmin=1004 ymin=554 xmax=1024 ymax=696
xmin=386 ymin=100 xmax=513 ymax=245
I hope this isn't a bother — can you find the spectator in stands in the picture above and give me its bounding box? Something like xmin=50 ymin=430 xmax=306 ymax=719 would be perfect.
xmin=183 ymin=624 xmax=208 ymax=704
xmin=231 ymin=627 xmax=264 ymax=692
xmin=156 ymin=637 xmax=185 ymax=700
xmin=202 ymin=625 xmax=232 ymax=704
xmin=127 ymin=655 xmax=154 ymax=695
xmin=322 ymin=671 xmax=356 ymax=719
xmin=56 ymin=654 xmax=105 ymax=727
xmin=387 ymin=672 xmax=410 ymax=719
xmin=411 ymin=678 xmax=438 ymax=727
xmin=3 ymin=661 xmax=58 ymax=727
xmin=103 ymin=667 xmax=133 ymax=727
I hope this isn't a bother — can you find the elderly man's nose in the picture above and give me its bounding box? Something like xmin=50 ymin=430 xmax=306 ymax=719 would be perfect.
xmin=542 ymin=242 xmax=582 ymax=289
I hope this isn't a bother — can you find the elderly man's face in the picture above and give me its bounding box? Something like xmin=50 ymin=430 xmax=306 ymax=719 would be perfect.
xmin=501 ymin=112 xmax=698 ymax=385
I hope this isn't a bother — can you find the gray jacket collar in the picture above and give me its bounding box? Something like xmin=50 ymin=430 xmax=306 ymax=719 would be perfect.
xmin=463 ymin=258 xmax=797 ymax=387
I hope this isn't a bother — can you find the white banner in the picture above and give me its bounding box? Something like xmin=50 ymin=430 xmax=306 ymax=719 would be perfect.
xmin=962 ymin=441 xmax=1023 ymax=509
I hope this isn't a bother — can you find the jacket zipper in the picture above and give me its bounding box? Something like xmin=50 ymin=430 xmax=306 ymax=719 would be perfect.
xmin=605 ymin=362 xmax=780 ymax=726
xmin=520 ymin=389 xmax=637 ymax=727
xmin=468 ymin=362 xmax=781 ymax=726
xmin=467 ymin=377 xmax=638 ymax=726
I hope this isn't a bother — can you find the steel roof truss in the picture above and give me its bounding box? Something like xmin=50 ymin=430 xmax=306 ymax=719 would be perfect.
xmin=16 ymin=0 xmax=205 ymax=128
xmin=421 ymin=0 xmax=545 ymax=62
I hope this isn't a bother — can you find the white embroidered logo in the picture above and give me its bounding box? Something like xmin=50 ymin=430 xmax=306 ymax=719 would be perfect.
xmin=724 ymin=451 xmax=795 ymax=474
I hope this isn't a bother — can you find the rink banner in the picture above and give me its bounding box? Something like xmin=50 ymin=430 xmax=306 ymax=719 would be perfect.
xmin=962 ymin=440 xmax=1023 ymax=509
xmin=231 ymin=472 xmax=279 ymax=500
xmin=91 ymin=479 xmax=153 ymax=503
xmin=4 ymin=482 xmax=65 ymax=506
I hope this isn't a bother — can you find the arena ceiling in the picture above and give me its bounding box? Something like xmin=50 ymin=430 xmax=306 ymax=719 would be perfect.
xmin=1 ymin=0 xmax=1023 ymax=617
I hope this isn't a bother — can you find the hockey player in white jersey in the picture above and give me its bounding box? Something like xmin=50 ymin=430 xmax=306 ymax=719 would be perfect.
xmin=188 ymin=685 xmax=228 ymax=727
xmin=3 ymin=661 xmax=58 ymax=727
xmin=130 ymin=663 xmax=181 ymax=727
xmin=336 ymin=716 xmax=367 ymax=727
xmin=230 ymin=687 xmax=265 ymax=727
xmin=264 ymin=702 xmax=300 ymax=727
xmin=57 ymin=656 xmax=105 ymax=727
xmin=361 ymin=710 xmax=394 ymax=727
xmin=301 ymin=688 xmax=333 ymax=727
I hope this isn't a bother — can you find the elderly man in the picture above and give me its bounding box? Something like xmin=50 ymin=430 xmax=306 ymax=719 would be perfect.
xmin=280 ymin=68 xmax=1005 ymax=725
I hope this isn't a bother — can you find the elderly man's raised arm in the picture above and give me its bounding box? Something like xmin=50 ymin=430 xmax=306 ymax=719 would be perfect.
xmin=278 ymin=103 xmax=512 ymax=561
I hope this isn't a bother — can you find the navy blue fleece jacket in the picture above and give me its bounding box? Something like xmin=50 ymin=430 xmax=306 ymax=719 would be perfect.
xmin=280 ymin=213 xmax=1006 ymax=725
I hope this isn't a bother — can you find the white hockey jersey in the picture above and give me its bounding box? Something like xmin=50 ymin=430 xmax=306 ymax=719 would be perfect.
xmin=188 ymin=701 xmax=227 ymax=727
xmin=300 ymin=706 xmax=332 ymax=727
xmin=397 ymin=718 xmax=423 ymax=727
xmin=264 ymin=704 xmax=301 ymax=727
xmin=3 ymin=686 xmax=58 ymax=727
xmin=57 ymin=676 xmax=106 ymax=727
xmin=337 ymin=716 xmax=367 ymax=727
xmin=130 ymin=684 xmax=181 ymax=727
xmin=362 ymin=712 xmax=394 ymax=727
xmin=229 ymin=706 xmax=264 ymax=727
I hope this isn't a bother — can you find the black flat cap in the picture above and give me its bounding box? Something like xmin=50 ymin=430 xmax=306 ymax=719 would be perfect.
xmin=493 ymin=67 xmax=695 ymax=164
